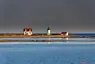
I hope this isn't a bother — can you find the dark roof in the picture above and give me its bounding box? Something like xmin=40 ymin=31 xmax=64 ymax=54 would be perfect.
xmin=61 ymin=32 xmax=68 ymax=34
xmin=47 ymin=27 xmax=50 ymax=30
xmin=23 ymin=28 xmax=32 ymax=31
xmin=28 ymin=28 xmax=32 ymax=31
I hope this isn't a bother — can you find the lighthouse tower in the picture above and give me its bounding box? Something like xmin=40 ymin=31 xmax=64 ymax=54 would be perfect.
xmin=47 ymin=27 xmax=51 ymax=35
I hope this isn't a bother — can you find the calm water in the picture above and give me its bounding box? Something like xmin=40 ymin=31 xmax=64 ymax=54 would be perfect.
xmin=74 ymin=33 xmax=95 ymax=36
xmin=0 ymin=38 xmax=95 ymax=64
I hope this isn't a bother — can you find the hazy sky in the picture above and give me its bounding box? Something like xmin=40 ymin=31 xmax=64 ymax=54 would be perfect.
xmin=0 ymin=0 xmax=95 ymax=33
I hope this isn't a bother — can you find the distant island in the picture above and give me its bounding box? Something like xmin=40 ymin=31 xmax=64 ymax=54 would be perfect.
xmin=0 ymin=27 xmax=94 ymax=39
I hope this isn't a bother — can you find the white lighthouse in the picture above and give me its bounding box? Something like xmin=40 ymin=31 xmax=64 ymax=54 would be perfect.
xmin=47 ymin=27 xmax=51 ymax=35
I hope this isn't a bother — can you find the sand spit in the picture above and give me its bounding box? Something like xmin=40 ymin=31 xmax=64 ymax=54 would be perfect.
xmin=0 ymin=34 xmax=91 ymax=38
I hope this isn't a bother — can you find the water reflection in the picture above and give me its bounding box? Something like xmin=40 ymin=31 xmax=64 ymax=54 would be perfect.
xmin=65 ymin=38 xmax=69 ymax=43
xmin=0 ymin=38 xmax=95 ymax=44
xmin=0 ymin=38 xmax=94 ymax=41
xmin=47 ymin=38 xmax=51 ymax=44
xmin=0 ymin=38 xmax=62 ymax=40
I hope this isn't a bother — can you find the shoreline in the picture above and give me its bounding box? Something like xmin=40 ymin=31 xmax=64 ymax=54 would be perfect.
xmin=0 ymin=38 xmax=95 ymax=42
xmin=0 ymin=35 xmax=93 ymax=38
xmin=0 ymin=35 xmax=67 ymax=38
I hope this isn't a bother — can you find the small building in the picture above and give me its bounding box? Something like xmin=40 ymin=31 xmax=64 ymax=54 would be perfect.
xmin=28 ymin=28 xmax=32 ymax=35
xmin=61 ymin=32 xmax=68 ymax=36
xmin=23 ymin=28 xmax=32 ymax=36
xmin=23 ymin=28 xmax=29 ymax=35
xmin=47 ymin=27 xmax=51 ymax=35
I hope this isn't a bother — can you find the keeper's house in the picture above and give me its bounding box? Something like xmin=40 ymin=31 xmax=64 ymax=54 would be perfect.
xmin=61 ymin=32 xmax=68 ymax=36
xmin=23 ymin=28 xmax=32 ymax=36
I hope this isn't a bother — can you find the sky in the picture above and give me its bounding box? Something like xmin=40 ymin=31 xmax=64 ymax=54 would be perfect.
xmin=0 ymin=0 xmax=95 ymax=33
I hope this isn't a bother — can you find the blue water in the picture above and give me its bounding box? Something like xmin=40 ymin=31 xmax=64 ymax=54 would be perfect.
xmin=0 ymin=43 xmax=95 ymax=64
xmin=0 ymin=38 xmax=95 ymax=64
xmin=74 ymin=33 xmax=95 ymax=36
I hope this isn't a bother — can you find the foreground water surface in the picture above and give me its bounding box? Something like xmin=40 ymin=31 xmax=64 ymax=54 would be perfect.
xmin=0 ymin=38 xmax=95 ymax=64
